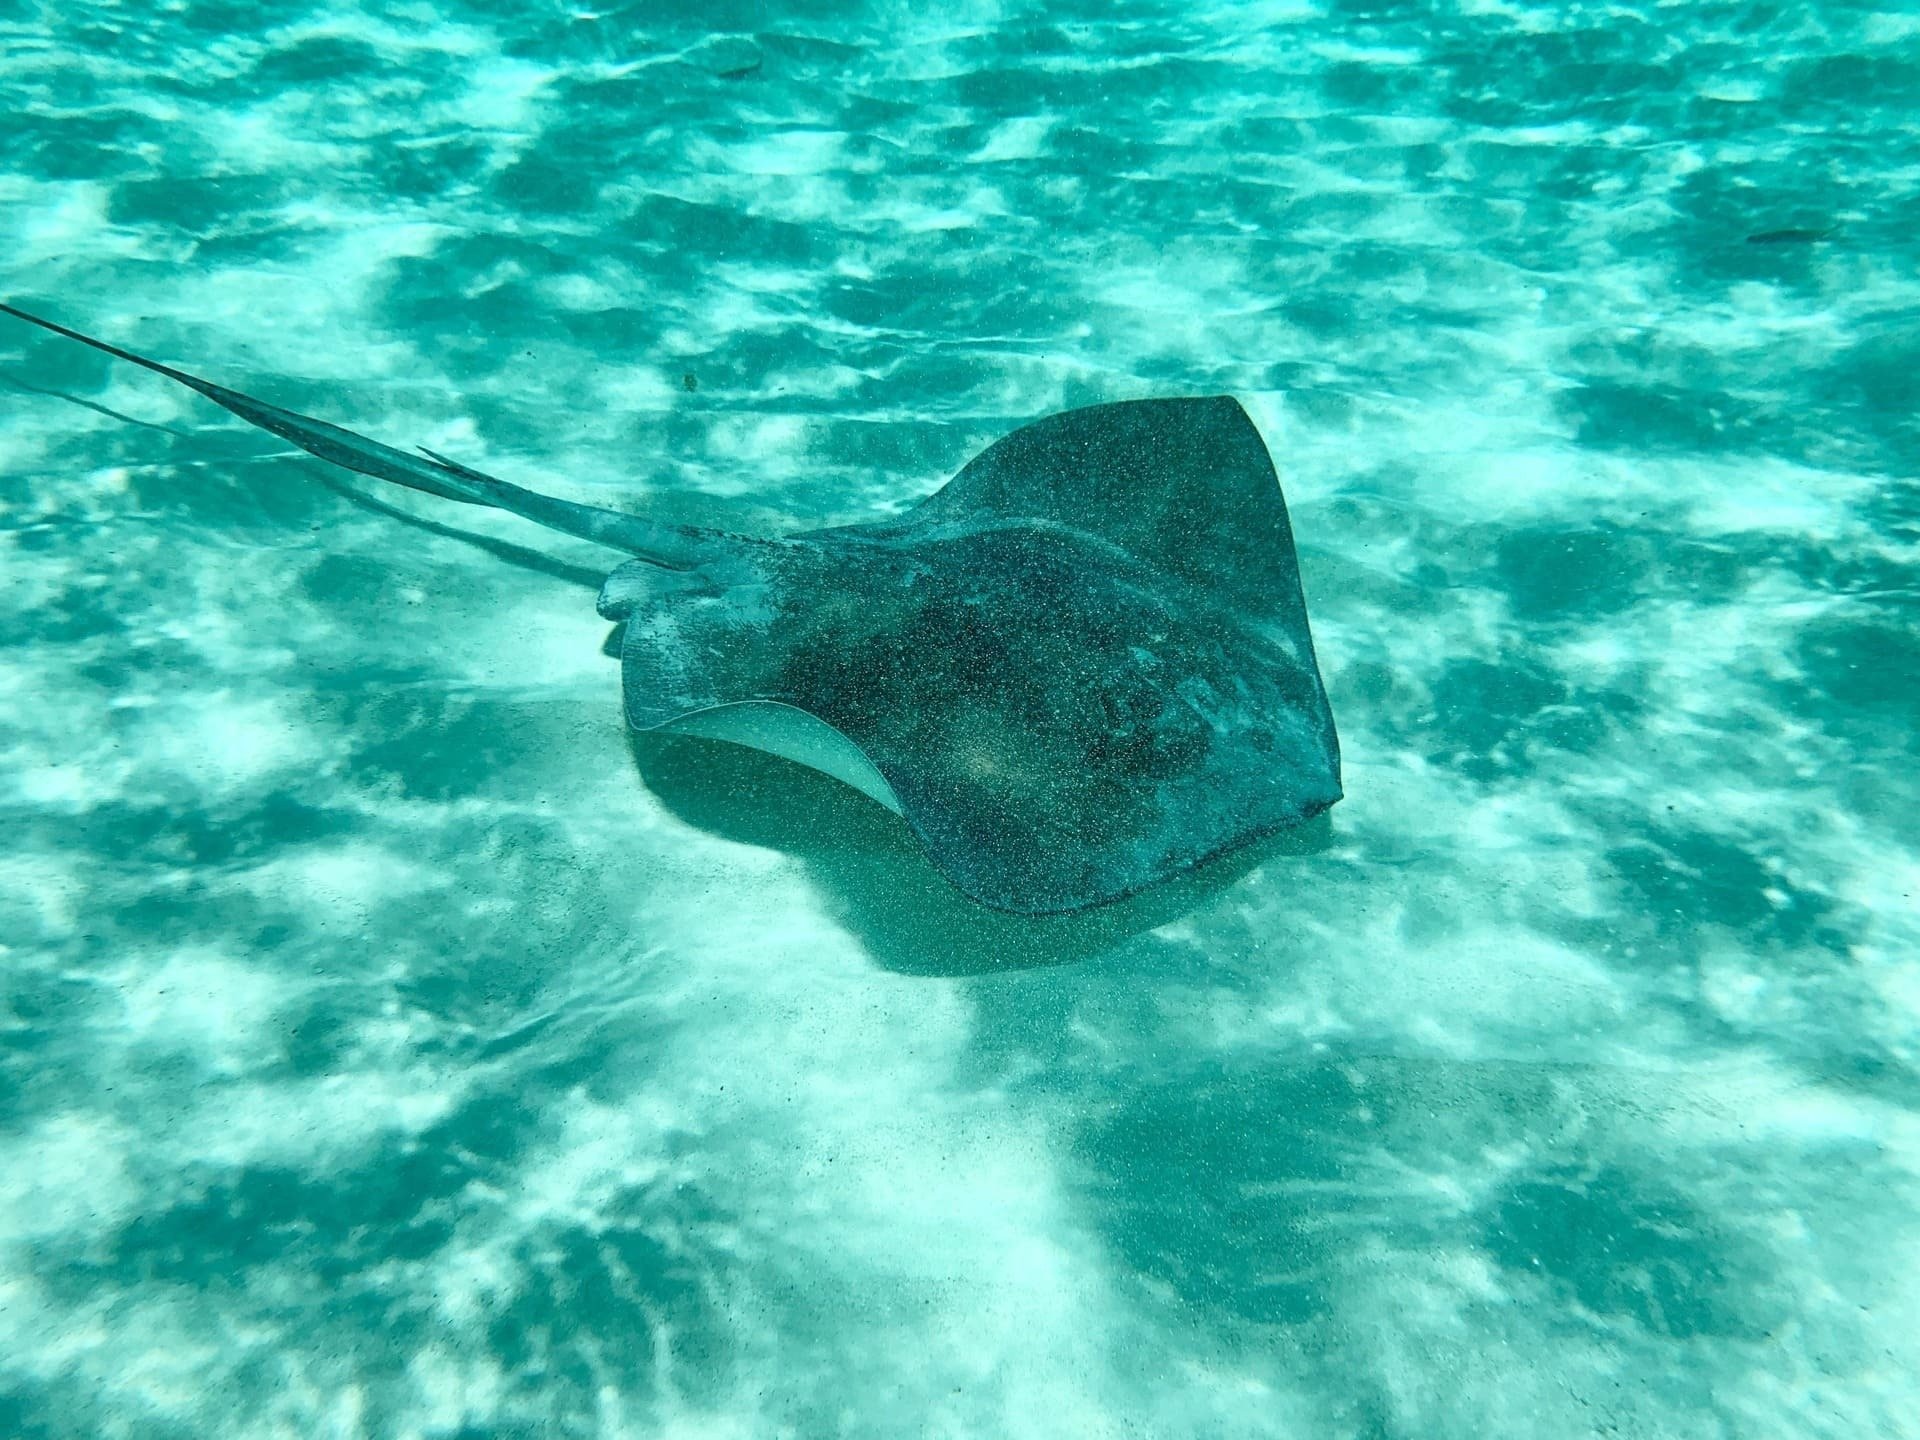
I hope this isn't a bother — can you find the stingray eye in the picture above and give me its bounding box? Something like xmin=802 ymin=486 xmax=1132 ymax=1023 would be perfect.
xmin=596 ymin=560 xmax=658 ymax=620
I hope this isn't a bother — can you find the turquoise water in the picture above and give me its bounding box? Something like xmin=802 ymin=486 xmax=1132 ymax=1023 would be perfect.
xmin=3 ymin=2 xmax=1918 ymax=1435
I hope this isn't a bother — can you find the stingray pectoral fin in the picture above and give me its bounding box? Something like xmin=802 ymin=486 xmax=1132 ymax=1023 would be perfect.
xmin=0 ymin=301 xmax=721 ymax=569
xmin=651 ymin=702 xmax=905 ymax=815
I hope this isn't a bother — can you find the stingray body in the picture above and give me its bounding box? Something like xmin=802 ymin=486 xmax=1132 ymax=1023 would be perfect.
xmin=2 ymin=303 xmax=1341 ymax=913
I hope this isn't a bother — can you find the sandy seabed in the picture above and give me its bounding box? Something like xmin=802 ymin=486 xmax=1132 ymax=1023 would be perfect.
xmin=2 ymin=2 xmax=1917 ymax=1436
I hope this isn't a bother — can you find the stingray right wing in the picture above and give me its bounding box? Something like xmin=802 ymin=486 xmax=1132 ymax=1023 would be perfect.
xmin=891 ymin=396 xmax=1314 ymax=625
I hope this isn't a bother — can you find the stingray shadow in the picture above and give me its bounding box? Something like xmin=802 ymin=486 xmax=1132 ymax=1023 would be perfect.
xmin=332 ymin=473 xmax=1336 ymax=968
xmin=317 ymin=472 xmax=610 ymax=592
xmin=626 ymin=725 xmax=1334 ymax=976
xmin=270 ymin=482 xmax=1333 ymax=967
xmin=0 ymin=369 xmax=196 ymax=436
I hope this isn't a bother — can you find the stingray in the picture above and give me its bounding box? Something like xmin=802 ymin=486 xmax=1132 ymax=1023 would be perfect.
xmin=1 ymin=302 xmax=1341 ymax=913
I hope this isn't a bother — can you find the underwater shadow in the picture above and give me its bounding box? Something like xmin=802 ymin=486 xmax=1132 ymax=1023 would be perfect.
xmin=318 ymin=474 xmax=611 ymax=591
xmin=627 ymin=727 xmax=1333 ymax=976
xmin=0 ymin=368 xmax=197 ymax=436
xmin=239 ymin=486 xmax=1333 ymax=969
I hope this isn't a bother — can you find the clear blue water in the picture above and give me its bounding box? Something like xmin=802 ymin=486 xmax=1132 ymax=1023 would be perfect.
xmin=3 ymin=3 xmax=1918 ymax=1436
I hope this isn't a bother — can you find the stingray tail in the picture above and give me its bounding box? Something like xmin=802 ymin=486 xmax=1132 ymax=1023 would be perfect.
xmin=0 ymin=301 xmax=720 ymax=570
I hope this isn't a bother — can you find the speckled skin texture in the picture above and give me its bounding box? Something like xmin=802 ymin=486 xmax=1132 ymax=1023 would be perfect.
xmin=603 ymin=397 xmax=1341 ymax=912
